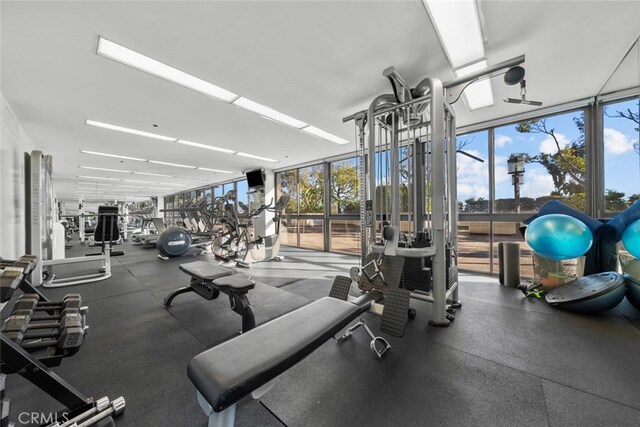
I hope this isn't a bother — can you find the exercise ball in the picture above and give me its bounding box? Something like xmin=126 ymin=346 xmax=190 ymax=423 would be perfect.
xmin=622 ymin=218 xmax=640 ymax=259
xmin=525 ymin=214 xmax=593 ymax=261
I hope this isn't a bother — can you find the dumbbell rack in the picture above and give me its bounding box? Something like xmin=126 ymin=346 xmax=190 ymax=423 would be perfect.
xmin=1 ymin=255 xmax=125 ymax=426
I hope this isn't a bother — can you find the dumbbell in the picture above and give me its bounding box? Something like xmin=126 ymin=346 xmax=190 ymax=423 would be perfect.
xmin=13 ymin=294 xmax=84 ymax=321
xmin=20 ymin=311 xmax=87 ymax=355
xmin=1 ymin=312 xmax=32 ymax=342
xmin=32 ymin=294 xmax=82 ymax=315
xmin=9 ymin=294 xmax=39 ymax=316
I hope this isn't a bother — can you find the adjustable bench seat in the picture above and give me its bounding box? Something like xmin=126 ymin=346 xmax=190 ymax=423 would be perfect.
xmin=187 ymin=296 xmax=363 ymax=426
xmin=163 ymin=261 xmax=256 ymax=332
xmin=180 ymin=262 xmax=235 ymax=282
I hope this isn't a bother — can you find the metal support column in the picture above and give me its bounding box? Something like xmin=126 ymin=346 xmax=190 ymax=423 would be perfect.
xmin=427 ymin=79 xmax=448 ymax=327
xmin=390 ymin=115 xmax=400 ymax=229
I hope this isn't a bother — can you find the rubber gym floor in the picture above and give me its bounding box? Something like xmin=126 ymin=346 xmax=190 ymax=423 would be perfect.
xmin=4 ymin=241 xmax=640 ymax=427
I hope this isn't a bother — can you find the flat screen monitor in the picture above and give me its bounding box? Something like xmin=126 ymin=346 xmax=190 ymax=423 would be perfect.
xmin=246 ymin=169 xmax=265 ymax=189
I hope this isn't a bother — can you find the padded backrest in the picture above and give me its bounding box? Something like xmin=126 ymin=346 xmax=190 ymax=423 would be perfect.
xmin=94 ymin=205 xmax=120 ymax=242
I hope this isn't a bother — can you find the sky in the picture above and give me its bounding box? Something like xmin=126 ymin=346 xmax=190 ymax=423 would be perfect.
xmin=456 ymin=97 xmax=639 ymax=203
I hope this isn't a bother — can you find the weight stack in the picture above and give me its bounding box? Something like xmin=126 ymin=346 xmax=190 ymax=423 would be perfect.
xmin=403 ymin=257 xmax=432 ymax=292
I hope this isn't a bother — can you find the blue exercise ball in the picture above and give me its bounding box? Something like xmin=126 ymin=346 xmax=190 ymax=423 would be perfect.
xmin=525 ymin=214 xmax=593 ymax=261
xmin=622 ymin=218 xmax=640 ymax=259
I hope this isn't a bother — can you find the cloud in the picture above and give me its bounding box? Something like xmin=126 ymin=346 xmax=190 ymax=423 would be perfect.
xmin=521 ymin=169 xmax=555 ymax=197
xmin=604 ymin=128 xmax=634 ymax=155
xmin=539 ymin=132 xmax=570 ymax=154
xmin=495 ymin=134 xmax=512 ymax=148
xmin=494 ymin=156 xmax=510 ymax=184
xmin=456 ymin=149 xmax=489 ymax=199
xmin=458 ymin=184 xmax=489 ymax=199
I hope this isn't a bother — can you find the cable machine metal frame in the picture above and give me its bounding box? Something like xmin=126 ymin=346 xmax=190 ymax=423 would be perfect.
xmin=344 ymin=55 xmax=526 ymax=327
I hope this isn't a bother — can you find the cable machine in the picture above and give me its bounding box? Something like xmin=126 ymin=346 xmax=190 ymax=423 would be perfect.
xmin=27 ymin=151 xmax=123 ymax=288
xmin=344 ymin=55 xmax=528 ymax=326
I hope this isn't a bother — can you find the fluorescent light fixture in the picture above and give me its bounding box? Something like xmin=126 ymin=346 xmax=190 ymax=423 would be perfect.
xmin=197 ymin=167 xmax=234 ymax=173
xmin=97 ymin=37 xmax=238 ymax=102
xmin=133 ymin=171 xmax=174 ymax=177
xmin=232 ymin=97 xmax=308 ymax=129
xmin=77 ymin=181 xmax=112 ymax=186
xmin=78 ymin=188 xmax=135 ymax=193
xmin=176 ymin=140 xmax=235 ymax=154
xmin=86 ymin=119 xmax=176 ymax=142
xmin=77 ymin=175 xmax=120 ymax=181
xmin=455 ymin=60 xmax=494 ymax=110
xmin=301 ymin=125 xmax=350 ymax=145
xmin=423 ymin=0 xmax=485 ymax=68
xmin=235 ymin=152 xmax=278 ymax=163
xmin=459 ymin=79 xmax=493 ymax=110
xmin=80 ymin=150 xmax=236 ymax=174
xmin=157 ymin=182 xmax=190 ymax=187
xmin=122 ymin=178 xmax=161 ymax=184
xmin=79 ymin=166 xmax=132 ymax=173
xmin=456 ymin=60 xmax=488 ymax=77
xmin=148 ymin=160 xmax=196 ymax=169
xmin=80 ymin=150 xmax=147 ymax=162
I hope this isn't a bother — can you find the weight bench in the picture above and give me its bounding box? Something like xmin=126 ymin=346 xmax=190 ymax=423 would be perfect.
xmin=162 ymin=261 xmax=256 ymax=333
xmin=187 ymin=287 xmax=384 ymax=427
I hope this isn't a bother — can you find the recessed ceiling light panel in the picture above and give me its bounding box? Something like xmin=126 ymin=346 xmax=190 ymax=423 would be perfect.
xmin=86 ymin=119 xmax=176 ymax=142
xmin=235 ymin=152 xmax=278 ymax=163
xmin=97 ymin=37 xmax=238 ymax=102
xmin=232 ymin=97 xmax=308 ymax=129
xmin=301 ymin=125 xmax=350 ymax=145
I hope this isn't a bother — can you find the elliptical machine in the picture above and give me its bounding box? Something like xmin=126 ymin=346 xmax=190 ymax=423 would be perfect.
xmin=212 ymin=194 xmax=289 ymax=267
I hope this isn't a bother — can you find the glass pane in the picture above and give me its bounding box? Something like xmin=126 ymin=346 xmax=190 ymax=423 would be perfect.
xmin=374 ymin=150 xmax=391 ymax=215
xmin=195 ymin=189 xmax=203 ymax=202
xmin=204 ymin=188 xmax=212 ymax=205
xmin=457 ymin=221 xmax=491 ymax=273
xmin=214 ymin=185 xmax=223 ymax=198
xmin=491 ymin=222 xmax=534 ymax=279
xmin=190 ymin=191 xmax=197 ymax=204
xmin=494 ymin=110 xmax=586 ymax=213
xmin=236 ymin=180 xmax=249 ymax=214
xmin=277 ymin=170 xmax=298 ymax=215
xmin=280 ymin=218 xmax=298 ymax=246
xmin=299 ymin=219 xmax=323 ymax=250
xmin=457 ymin=130 xmax=489 ymax=213
xmin=330 ymin=157 xmax=360 ymax=214
xmin=329 ymin=219 xmax=360 ymax=254
xmin=602 ymin=97 xmax=639 ymax=212
xmin=222 ymin=183 xmax=234 ymax=196
xmin=298 ymin=165 xmax=324 ymax=214
xmin=399 ymin=146 xmax=411 ymax=215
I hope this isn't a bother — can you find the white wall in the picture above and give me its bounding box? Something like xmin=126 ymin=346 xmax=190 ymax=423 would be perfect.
xmin=0 ymin=94 xmax=34 ymax=259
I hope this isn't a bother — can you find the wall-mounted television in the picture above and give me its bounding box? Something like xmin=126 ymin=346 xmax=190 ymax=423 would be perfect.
xmin=246 ymin=169 xmax=265 ymax=189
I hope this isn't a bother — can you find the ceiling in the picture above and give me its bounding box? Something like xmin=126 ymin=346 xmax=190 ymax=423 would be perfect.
xmin=2 ymin=0 xmax=639 ymax=202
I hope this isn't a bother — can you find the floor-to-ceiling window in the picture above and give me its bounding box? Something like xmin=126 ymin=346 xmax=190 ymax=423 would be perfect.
xmin=276 ymin=164 xmax=325 ymax=250
xmin=494 ymin=110 xmax=586 ymax=213
xmin=297 ymin=165 xmax=324 ymax=250
xmin=602 ymin=97 xmax=639 ymax=213
xmin=236 ymin=179 xmax=249 ymax=214
xmin=276 ymin=170 xmax=299 ymax=247
xmin=456 ymin=130 xmax=491 ymax=273
xmin=329 ymin=157 xmax=360 ymax=254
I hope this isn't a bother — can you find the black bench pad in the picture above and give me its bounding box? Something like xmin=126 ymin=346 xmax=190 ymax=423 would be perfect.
xmin=188 ymin=297 xmax=361 ymax=412
xmin=213 ymin=276 xmax=255 ymax=292
xmin=180 ymin=261 xmax=234 ymax=282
